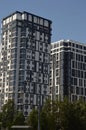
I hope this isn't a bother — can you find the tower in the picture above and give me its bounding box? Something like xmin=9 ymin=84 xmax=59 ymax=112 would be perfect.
xmin=0 ymin=11 xmax=52 ymax=116
xmin=50 ymin=40 xmax=86 ymax=102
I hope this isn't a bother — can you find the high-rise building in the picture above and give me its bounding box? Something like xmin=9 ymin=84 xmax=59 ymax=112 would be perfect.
xmin=0 ymin=11 xmax=52 ymax=115
xmin=50 ymin=40 xmax=86 ymax=101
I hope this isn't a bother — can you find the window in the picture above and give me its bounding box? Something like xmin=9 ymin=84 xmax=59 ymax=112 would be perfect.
xmin=84 ymin=56 xmax=86 ymax=62
xmin=56 ymin=86 xmax=58 ymax=93
xmin=84 ymin=72 xmax=86 ymax=79
xmin=74 ymin=78 xmax=77 ymax=85
xmin=76 ymin=54 xmax=80 ymax=61
xmin=56 ymin=69 xmax=58 ymax=76
xmin=76 ymin=87 xmax=79 ymax=94
xmin=76 ymin=44 xmax=78 ymax=48
xmin=25 ymin=105 xmax=28 ymax=109
xmin=72 ymin=69 xmax=75 ymax=77
xmin=78 ymin=70 xmax=80 ymax=78
xmin=79 ymin=79 xmax=83 ymax=86
xmin=72 ymin=43 xmax=75 ymax=47
xmin=81 ymin=55 xmax=83 ymax=62
xmin=81 ymin=71 xmax=83 ymax=78
xmin=84 ymin=46 xmax=86 ymax=50
xmin=56 ymin=77 xmax=59 ymax=84
xmin=84 ymin=80 xmax=86 ymax=87
xmin=63 ymin=42 xmax=68 ymax=46
xmin=24 ymin=111 xmax=28 ymax=116
xmin=81 ymin=88 xmax=83 ymax=95
xmin=25 ymin=99 xmax=28 ymax=103
xmin=72 ymin=61 xmax=75 ymax=68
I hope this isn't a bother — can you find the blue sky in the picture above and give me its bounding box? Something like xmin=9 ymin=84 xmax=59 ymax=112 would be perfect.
xmin=0 ymin=0 xmax=86 ymax=43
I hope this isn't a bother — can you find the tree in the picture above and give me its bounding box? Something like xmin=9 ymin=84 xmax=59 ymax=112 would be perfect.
xmin=13 ymin=111 xmax=25 ymax=125
xmin=1 ymin=99 xmax=15 ymax=129
xmin=26 ymin=109 xmax=38 ymax=130
xmin=0 ymin=112 xmax=2 ymax=129
xmin=26 ymin=99 xmax=60 ymax=130
xmin=27 ymin=98 xmax=86 ymax=130
xmin=58 ymin=99 xmax=86 ymax=130
xmin=40 ymin=99 xmax=51 ymax=130
xmin=40 ymin=99 xmax=59 ymax=130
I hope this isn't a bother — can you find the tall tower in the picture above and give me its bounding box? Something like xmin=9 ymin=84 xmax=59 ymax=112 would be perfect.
xmin=50 ymin=40 xmax=86 ymax=102
xmin=0 ymin=11 xmax=52 ymax=116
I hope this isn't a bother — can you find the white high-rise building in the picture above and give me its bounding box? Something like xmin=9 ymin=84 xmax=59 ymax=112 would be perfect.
xmin=50 ymin=40 xmax=86 ymax=102
xmin=0 ymin=11 xmax=52 ymax=116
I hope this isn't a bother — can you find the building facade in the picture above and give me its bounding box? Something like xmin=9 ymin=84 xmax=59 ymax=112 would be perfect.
xmin=50 ymin=40 xmax=86 ymax=101
xmin=0 ymin=11 xmax=52 ymax=115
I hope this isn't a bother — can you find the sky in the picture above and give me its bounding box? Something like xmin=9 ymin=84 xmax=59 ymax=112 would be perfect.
xmin=0 ymin=0 xmax=86 ymax=43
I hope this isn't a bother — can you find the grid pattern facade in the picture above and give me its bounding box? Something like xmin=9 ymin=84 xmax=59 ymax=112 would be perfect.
xmin=0 ymin=11 xmax=52 ymax=116
xmin=50 ymin=40 xmax=86 ymax=101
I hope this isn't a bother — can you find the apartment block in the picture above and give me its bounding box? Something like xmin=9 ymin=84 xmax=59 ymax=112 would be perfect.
xmin=50 ymin=40 xmax=86 ymax=101
xmin=0 ymin=11 xmax=52 ymax=115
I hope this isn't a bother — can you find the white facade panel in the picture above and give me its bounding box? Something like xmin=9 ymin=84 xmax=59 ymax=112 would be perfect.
xmin=13 ymin=14 xmax=17 ymax=20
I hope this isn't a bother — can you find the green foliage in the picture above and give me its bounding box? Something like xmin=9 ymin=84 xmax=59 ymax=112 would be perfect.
xmin=1 ymin=98 xmax=86 ymax=130
xmin=56 ymin=99 xmax=86 ymax=130
xmin=26 ymin=109 xmax=38 ymax=130
xmin=0 ymin=99 xmax=25 ymax=129
xmin=1 ymin=99 xmax=15 ymax=128
xmin=40 ymin=99 xmax=59 ymax=130
xmin=13 ymin=111 xmax=25 ymax=125
xmin=27 ymin=98 xmax=86 ymax=130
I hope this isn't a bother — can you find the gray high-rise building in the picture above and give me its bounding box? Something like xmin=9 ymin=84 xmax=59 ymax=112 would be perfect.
xmin=0 ymin=11 xmax=52 ymax=116
xmin=50 ymin=40 xmax=86 ymax=101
